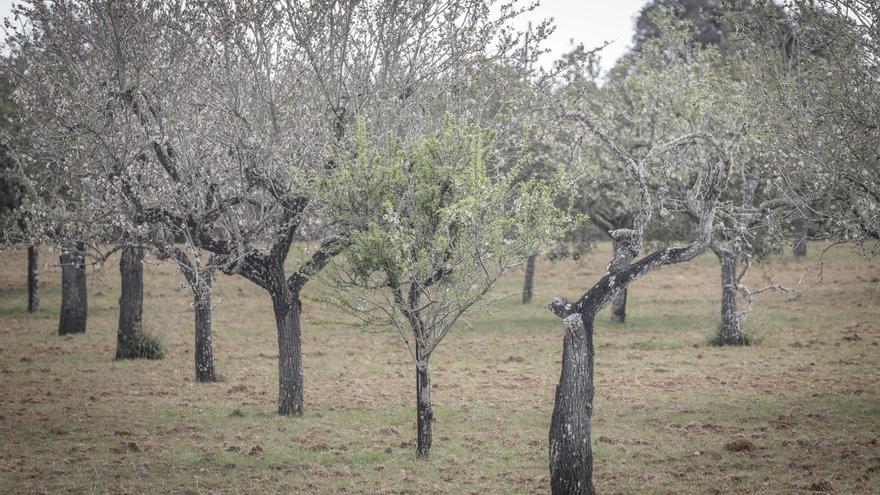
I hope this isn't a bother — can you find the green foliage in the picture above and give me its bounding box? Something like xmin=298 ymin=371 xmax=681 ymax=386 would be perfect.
xmin=116 ymin=330 xmax=165 ymax=360
xmin=321 ymin=118 xmax=570 ymax=355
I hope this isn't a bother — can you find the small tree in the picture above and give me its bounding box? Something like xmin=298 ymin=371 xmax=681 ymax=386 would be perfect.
xmin=322 ymin=121 xmax=568 ymax=457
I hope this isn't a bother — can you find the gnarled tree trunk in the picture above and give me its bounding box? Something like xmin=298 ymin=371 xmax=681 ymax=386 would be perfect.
xmin=793 ymin=217 xmax=807 ymax=257
xmin=193 ymin=269 xmax=216 ymax=382
xmin=272 ymin=287 xmax=304 ymax=415
xmin=27 ymin=244 xmax=39 ymax=313
xmin=714 ymin=248 xmax=744 ymax=345
xmin=59 ymin=242 xmax=87 ymax=335
xmin=116 ymin=245 xmax=145 ymax=359
xmin=522 ymin=254 xmax=537 ymax=304
xmin=549 ymin=312 xmax=596 ymax=495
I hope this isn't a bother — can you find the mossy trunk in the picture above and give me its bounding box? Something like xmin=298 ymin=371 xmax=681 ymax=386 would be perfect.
xmin=116 ymin=245 xmax=145 ymax=359
xmin=273 ymin=290 xmax=303 ymax=415
xmin=27 ymin=244 xmax=39 ymax=313
xmin=58 ymin=242 xmax=87 ymax=335
xmin=549 ymin=312 xmax=596 ymax=495
xmin=716 ymin=250 xmax=744 ymax=345
xmin=522 ymin=254 xmax=537 ymax=304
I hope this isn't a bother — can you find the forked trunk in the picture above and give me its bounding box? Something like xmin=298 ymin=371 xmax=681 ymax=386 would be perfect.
xmin=416 ymin=355 xmax=433 ymax=458
xmin=522 ymin=254 xmax=537 ymax=304
xmin=59 ymin=242 xmax=87 ymax=335
xmin=116 ymin=245 xmax=145 ymax=359
xmin=549 ymin=311 xmax=596 ymax=495
xmin=273 ymin=290 xmax=304 ymax=415
xmin=193 ymin=272 xmax=216 ymax=382
xmin=27 ymin=244 xmax=39 ymax=313
xmin=716 ymin=250 xmax=744 ymax=345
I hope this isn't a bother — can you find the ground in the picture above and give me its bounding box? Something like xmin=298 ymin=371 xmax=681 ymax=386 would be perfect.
xmin=0 ymin=242 xmax=877 ymax=494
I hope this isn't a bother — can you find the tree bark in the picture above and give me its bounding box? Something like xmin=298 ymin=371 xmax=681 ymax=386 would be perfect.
xmin=116 ymin=245 xmax=145 ymax=359
xmin=58 ymin=242 xmax=87 ymax=335
xmin=609 ymin=239 xmax=631 ymax=324
xmin=27 ymin=244 xmax=39 ymax=313
xmin=522 ymin=254 xmax=537 ymax=304
xmin=715 ymin=249 xmax=744 ymax=345
xmin=273 ymin=289 xmax=304 ymax=415
xmin=193 ymin=270 xmax=217 ymax=382
xmin=793 ymin=217 xmax=807 ymax=257
xmin=549 ymin=312 xmax=596 ymax=495
xmin=609 ymin=287 xmax=627 ymax=324
xmin=415 ymin=350 xmax=433 ymax=458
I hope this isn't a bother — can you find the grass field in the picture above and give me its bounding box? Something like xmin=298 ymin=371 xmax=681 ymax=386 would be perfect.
xmin=0 ymin=242 xmax=877 ymax=494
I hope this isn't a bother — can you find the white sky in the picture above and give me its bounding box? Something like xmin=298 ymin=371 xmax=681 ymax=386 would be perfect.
xmin=0 ymin=0 xmax=648 ymax=71
xmin=513 ymin=0 xmax=648 ymax=71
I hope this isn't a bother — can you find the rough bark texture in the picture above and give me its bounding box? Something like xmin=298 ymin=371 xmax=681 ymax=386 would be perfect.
xmin=549 ymin=312 xmax=596 ymax=495
xmin=522 ymin=254 xmax=537 ymax=304
xmin=116 ymin=245 xmax=145 ymax=359
xmin=793 ymin=217 xmax=807 ymax=257
xmin=193 ymin=272 xmax=217 ymax=382
xmin=273 ymin=289 xmax=304 ymax=415
xmin=27 ymin=245 xmax=39 ymax=313
xmin=58 ymin=242 xmax=87 ymax=335
xmin=715 ymin=249 xmax=744 ymax=345
xmin=416 ymin=351 xmax=433 ymax=458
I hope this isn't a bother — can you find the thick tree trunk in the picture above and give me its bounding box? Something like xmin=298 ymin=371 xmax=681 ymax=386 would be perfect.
xmin=193 ymin=273 xmax=217 ymax=382
xmin=549 ymin=312 xmax=596 ymax=495
xmin=116 ymin=245 xmax=145 ymax=359
xmin=609 ymin=239 xmax=631 ymax=323
xmin=522 ymin=254 xmax=537 ymax=304
xmin=716 ymin=250 xmax=744 ymax=346
xmin=415 ymin=356 xmax=433 ymax=458
xmin=58 ymin=242 xmax=87 ymax=335
xmin=793 ymin=217 xmax=807 ymax=257
xmin=27 ymin=244 xmax=39 ymax=313
xmin=273 ymin=290 xmax=304 ymax=415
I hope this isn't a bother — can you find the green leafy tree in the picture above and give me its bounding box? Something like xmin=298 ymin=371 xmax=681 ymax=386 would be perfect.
xmin=321 ymin=120 xmax=569 ymax=457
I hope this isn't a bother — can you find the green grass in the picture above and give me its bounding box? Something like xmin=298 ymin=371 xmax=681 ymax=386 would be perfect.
xmin=0 ymin=241 xmax=878 ymax=494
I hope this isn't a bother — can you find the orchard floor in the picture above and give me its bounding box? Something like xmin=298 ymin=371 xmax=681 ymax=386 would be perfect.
xmin=0 ymin=242 xmax=878 ymax=494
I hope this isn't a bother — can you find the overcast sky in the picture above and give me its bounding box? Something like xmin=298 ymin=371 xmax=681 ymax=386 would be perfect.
xmin=0 ymin=0 xmax=647 ymax=71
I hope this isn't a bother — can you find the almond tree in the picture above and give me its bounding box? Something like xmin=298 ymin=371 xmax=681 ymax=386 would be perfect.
xmin=321 ymin=121 xmax=568 ymax=458
xmin=4 ymin=0 xmax=539 ymax=412
xmin=744 ymin=0 xmax=879 ymax=251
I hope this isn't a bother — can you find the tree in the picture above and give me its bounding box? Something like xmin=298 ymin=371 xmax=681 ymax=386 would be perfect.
xmin=4 ymin=0 xmax=538 ymax=411
xmin=0 ymin=54 xmax=39 ymax=314
xmin=742 ymin=0 xmax=879 ymax=251
xmin=321 ymin=121 xmax=568 ymax=458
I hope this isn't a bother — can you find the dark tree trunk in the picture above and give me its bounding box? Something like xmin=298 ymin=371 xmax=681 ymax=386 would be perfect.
xmin=116 ymin=245 xmax=145 ymax=359
xmin=609 ymin=239 xmax=631 ymax=324
xmin=793 ymin=217 xmax=807 ymax=257
xmin=193 ymin=271 xmax=216 ymax=382
xmin=58 ymin=242 xmax=87 ymax=335
xmin=522 ymin=254 xmax=537 ymax=304
xmin=715 ymin=249 xmax=744 ymax=346
xmin=610 ymin=287 xmax=627 ymax=324
xmin=415 ymin=350 xmax=433 ymax=458
xmin=272 ymin=289 xmax=304 ymax=415
xmin=27 ymin=244 xmax=39 ymax=313
xmin=549 ymin=312 xmax=596 ymax=495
